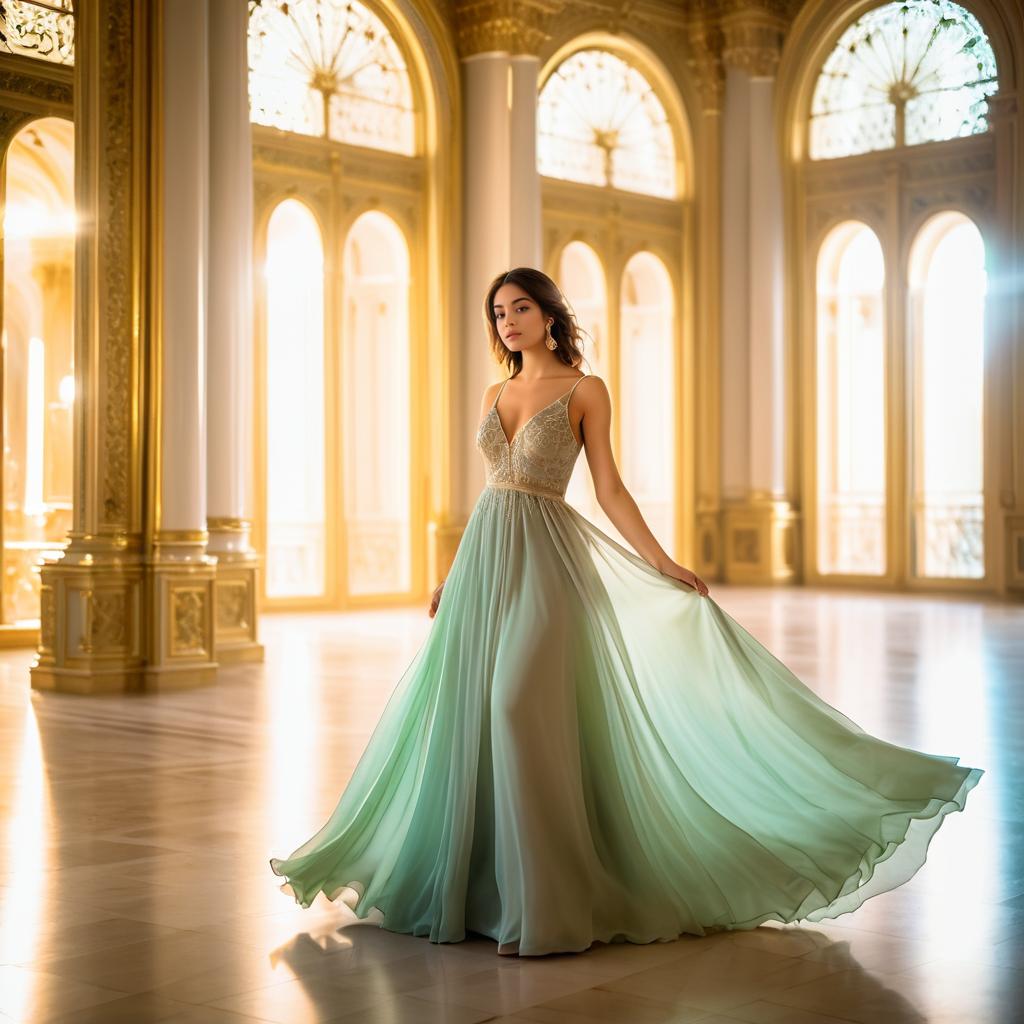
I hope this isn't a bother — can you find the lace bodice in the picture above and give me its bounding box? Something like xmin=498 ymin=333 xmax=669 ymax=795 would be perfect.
xmin=475 ymin=374 xmax=589 ymax=499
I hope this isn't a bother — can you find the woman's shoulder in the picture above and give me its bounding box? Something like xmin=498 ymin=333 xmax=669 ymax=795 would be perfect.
xmin=573 ymin=371 xmax=608 ymax=395
xmin=481 ymin=378 xmax=506 ymax=402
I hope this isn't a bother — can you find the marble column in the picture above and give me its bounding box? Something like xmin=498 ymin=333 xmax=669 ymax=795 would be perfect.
xmin=718 ymin=12 xmax=798 ymax=583
xmin=206 ymin=0 xmax=263 ymax=663
xmin=458 ymin=47 xmax=542 ymax=514
xmin=32 ymin=0 xmax=218 ymax=693
xmin=687 ymin=19 xmax=727 ymax=582
xmin=147 ymin=0 xmax=218 ymax=684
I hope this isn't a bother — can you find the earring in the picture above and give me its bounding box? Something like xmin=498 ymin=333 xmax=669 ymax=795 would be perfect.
xmin=545 ymin=321 xmax=558 ymax=350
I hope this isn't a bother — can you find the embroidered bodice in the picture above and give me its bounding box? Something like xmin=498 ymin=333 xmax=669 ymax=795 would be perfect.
xmin=475 ymin=374 xmax=590 ymax=499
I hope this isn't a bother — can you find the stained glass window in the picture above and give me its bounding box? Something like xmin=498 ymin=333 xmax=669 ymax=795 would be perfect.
xmin=248 ymin=0 xmax=415 ymax=155
xmin=538 ymin=49 xmax=676 ymax=198
xmin=0 ymin=0 xmax=73 ymax=65
xmin=810 ymin=1 xmax=998 ymax=160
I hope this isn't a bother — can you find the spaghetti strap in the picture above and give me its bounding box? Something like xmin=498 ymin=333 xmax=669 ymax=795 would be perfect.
xmin=491 ymin=378 xmax=511 ymax=410
xmin=565 ymin=374 xmax=589 ymax=403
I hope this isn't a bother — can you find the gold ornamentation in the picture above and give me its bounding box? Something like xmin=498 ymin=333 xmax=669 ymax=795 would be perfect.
xmin=733 ymin=528 xmax=761 ymax=565
xmin=171 ymin=587 xmax=207 ymax=656
xmin=39 ymin=586 xmax=55 ymax=652
xmin=208 ymin=517 xmax=252 ymax=533
xmin=155 ymin=529 xmax=209 ymax=544
xmin=82 ymin=588 xmax=129 ymax=654
xmin=454 ymin=0 xmax=562 ymax=57
xmin=216 ymin=580 xmax=250 ymax=632
xmin=97 ymin=0 xmax=133 ymax=529
xmin=721 ymin=10 xmax=785 ymax=77
xmin=0 ymin=63 xmax=73 ymax=105
xmin=0 ymin=0 xmax=74 ymax=65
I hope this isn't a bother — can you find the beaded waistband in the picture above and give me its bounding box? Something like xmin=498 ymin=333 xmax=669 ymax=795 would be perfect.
xmin=485 ymin=481 xmax=567 ymax=502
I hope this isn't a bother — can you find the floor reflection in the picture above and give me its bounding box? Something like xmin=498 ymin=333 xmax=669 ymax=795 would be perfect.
xmin=0 ymin=587 xmax=1019 ymax=1024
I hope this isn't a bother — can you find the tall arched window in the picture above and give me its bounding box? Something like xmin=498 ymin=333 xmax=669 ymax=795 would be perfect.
xmin=538 ymin=48 xmax=676 ymax=198
xmin=620 ymin=252 xmax=676 ymax=549
xmin=341 ymin=211 xmax=412 ymax=598
xmin=815 ymin=222 xmax=887 ymax=576
xmin=541 ymin=39 xmax=690 ymax=563
xmin=809 ymin=1 xmax=998 ymax=160
xmin=791 ymin=0 xmax=1002 ymax=591
xmin=248 ymin=0 xmax=414 ymax=154
xmin=908 ymin=212 xmax=986 ymax=579
xmin=264 ymin=199 xmax=326 ymax=599
xmin=2 ymin=117 xmax=74 ymax=626
xmin=558 ymin=241 xmax=607 ymax=521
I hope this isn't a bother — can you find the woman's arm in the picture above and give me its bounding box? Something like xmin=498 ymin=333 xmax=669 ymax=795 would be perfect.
xmin=577 ymin=376 xmax=709 ymax=596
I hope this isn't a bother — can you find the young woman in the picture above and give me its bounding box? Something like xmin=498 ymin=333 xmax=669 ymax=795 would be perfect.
xmin=270 ymin=267 xmax=982 ymax=958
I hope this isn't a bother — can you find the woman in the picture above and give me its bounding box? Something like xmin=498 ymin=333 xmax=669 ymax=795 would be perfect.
xmin=270 ymin=267 xmax=983 ymax=958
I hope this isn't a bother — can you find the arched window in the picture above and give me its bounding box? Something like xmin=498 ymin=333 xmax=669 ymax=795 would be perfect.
xmin=815 ymin=222 xmax=887 ymax=576
xmin=558 ymin=241 xmax=607 ymax=519
xmin=2 ymin=117 xmax=75 ymax=625
xmin=264 ymin=199 xmax=326 ymax=599
xmin=538 ymin=49 xmax=676 ymax=198
xmin=341 ymin=210 xmax=412 ymax=597
xmin=809 ymin=0 xmax=998 ymax=160
xmin=620 ymin=252 xmax=676 ymax=549
xmin=248 ymin=0 xmax=415 ymax=154
xmin=908 ymin=212 xmax=986 ymax=579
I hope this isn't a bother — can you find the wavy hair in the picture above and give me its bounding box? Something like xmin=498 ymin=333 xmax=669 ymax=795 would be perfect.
xmin=482 ymin=267 xmax=591 ymax=377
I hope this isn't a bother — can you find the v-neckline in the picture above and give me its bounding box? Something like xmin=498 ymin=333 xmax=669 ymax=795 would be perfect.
xmin=492 ymin=376 xmax=585 ymax=449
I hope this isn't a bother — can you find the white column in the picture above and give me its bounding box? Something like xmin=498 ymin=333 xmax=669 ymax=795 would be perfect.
xmin=747 ymin=75 xmax=786 ymax=497
xmin=719 ymin=63 xmax=787 ymax=503
xmin=510 ymin=55 xmax=542 ymax=266
xmin=720 ymin=64 xmax=751 ymax=503
xmin=206 ymin=0 xmax=255 ymax=555
xmin=459 ymin=50 xmax=542 ymax=513
xmin=204 ymin=0 xmax=262 ymax=663
xmin=159 ymin=0 xmax=208 ymax=545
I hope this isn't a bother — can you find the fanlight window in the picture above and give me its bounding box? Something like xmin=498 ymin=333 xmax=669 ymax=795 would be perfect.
xmin=0 ymin=0 xmax=74 ymax=64
xmin=809 ymin=0 xmax=998 ymax=160
xmin=248 ymin=0 xmax=415 ymax=155
xmin=538 ymin=49 xmax=676 ymax=198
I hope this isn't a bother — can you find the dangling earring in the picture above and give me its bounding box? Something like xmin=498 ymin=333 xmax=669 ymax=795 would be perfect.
xmin=545 ymin=320 xmax=558 ymax=350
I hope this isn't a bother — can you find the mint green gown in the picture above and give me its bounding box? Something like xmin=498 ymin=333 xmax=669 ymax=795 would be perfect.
xmin=270 ymin=373 xmax=983 ymax=956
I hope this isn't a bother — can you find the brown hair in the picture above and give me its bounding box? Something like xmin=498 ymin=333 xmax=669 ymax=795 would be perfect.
xmin=482 ymin=267 xmax=590 ymax=377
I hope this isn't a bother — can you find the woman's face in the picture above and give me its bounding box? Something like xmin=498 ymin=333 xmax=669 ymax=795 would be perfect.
xmin=492 ymin=283 xmax=550 ymax=354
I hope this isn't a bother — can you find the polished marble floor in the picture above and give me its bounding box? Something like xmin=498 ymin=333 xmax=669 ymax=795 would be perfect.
xmin=1 ymin=586 xmax=1021 ymax=1023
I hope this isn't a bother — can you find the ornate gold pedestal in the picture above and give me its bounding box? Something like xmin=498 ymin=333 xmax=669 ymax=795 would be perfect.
xmin=721 ymin=494 xmax=801 ymax=584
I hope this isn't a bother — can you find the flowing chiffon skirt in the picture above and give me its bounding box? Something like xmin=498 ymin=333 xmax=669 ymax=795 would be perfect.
xmin=269 ymin=484 xmax=983 ymax=956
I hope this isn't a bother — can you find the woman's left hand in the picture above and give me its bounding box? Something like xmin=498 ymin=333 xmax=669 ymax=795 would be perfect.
xmin=660 ymin=561 xmax=710 ymax=596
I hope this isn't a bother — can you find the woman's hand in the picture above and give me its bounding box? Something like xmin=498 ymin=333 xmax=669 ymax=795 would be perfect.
xmin=428 ymin=580 xmax=445 ymax=618
xmin=659 ymin=561 xmax=710 ymax=597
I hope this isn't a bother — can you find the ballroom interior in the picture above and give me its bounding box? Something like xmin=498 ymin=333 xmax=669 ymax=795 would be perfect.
xmin=0 ymin=0 xmax=1022 ymax=1022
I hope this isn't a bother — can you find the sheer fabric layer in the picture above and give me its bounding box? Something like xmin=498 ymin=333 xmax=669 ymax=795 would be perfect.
xmin=270 ymin=485 xmax=983 ymax=956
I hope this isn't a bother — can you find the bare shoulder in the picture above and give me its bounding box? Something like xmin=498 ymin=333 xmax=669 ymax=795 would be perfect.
xmin=574 ymin=373 xmax=610 ymax=407
xmin=478 ymin=378 xmax=506 ymax=420
xmin=481 ymin=378 xmax=505 ymax=405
